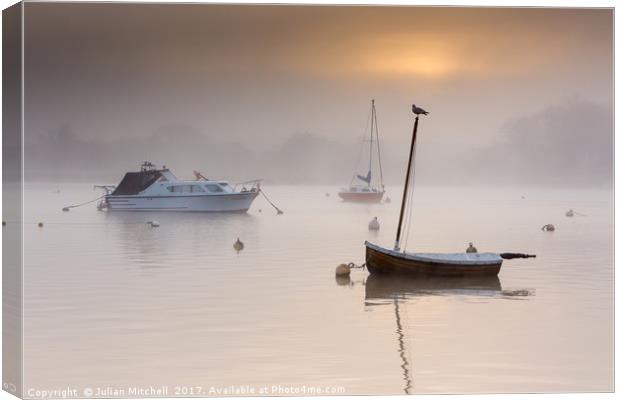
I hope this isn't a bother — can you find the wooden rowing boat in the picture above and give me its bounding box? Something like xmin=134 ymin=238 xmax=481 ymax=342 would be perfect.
xmin=365 ymin=104 xmax=503 ymax=276
xmin=365 ymin=241 xmax=502 ymax=276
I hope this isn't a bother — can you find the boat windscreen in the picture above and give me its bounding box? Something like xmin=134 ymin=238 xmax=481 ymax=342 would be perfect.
xmin=111 ymin=170 xmax=162 ymax=195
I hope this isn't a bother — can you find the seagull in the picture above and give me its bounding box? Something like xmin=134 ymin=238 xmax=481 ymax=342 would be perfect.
xmin=412 ymin=104 xmax=429 ymax=115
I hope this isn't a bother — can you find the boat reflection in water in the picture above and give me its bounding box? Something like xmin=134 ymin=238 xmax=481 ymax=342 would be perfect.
xmin=362 ymin=274 xmax=534 ymax=394
xmin=364 ymin=274 xmax=503 ymax=302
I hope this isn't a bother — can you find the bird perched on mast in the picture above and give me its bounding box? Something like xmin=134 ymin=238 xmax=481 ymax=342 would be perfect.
xmin=412 ymin=104 xmax=429 ymax=115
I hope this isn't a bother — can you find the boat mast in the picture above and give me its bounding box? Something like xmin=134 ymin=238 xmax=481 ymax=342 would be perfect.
xmin=368 ymin=99 xmax=375 ymax=187
xmin=375 ymin=102 xmax=385 ymax=190
xmin=394 ymin=114 xmax=420 ymax=251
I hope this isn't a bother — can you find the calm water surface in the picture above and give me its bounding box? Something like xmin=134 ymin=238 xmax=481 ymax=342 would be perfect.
xmin=20 ymin=184 xmax=613 ymax=395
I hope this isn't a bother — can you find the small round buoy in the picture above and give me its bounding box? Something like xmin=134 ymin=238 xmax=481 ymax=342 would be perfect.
xmin=368 ymin=217 xmax=380 ymax=231
xmin=62 ymin=207 xmax=70 ymax=212
xmin=335 ymin=263 xmax=351 ymax=277
xmin=233 ymin=237 xmax=244 ymax=252
xmin=258 ymin=209 xmax=262 ymax=213
xmin=565 ymin=209 xmax=574 ymax=217
xmin=148 ymin=221 xmax=160 ymax=227
xmin=38 ymin=222 xmax=44 ymax=227
xmin=466 ymin=242 xmax=478 ymax=253
xmin=2 ymin=221 xmax=6 ymax=226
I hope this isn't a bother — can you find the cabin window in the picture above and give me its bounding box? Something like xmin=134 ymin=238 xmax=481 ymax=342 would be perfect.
xmin=167 ymin=185 xmax=204 ymax=193
xmin=205 ymin=184 xmax=224 ymax=193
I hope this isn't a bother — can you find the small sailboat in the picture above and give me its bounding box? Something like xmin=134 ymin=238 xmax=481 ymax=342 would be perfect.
xmin=365 ymin=105 xmax=504 ymax=276
xmin=338 ymin=100 xmax=385 ymax=203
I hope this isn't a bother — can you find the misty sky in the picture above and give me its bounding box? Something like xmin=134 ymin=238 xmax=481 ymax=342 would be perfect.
xmin=22 ymin=4 xmax=613 ymax=186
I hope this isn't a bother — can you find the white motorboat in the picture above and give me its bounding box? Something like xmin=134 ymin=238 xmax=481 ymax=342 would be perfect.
xmin=96 ymin=162 xmax=260 ymax=212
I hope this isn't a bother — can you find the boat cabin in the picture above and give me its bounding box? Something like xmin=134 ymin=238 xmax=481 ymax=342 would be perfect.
xmin=110 ymin=162 xmax=240 ymax=196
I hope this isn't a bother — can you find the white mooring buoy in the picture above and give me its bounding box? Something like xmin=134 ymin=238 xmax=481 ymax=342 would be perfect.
xmin=368 ymin=217 xmax=380 ymax=231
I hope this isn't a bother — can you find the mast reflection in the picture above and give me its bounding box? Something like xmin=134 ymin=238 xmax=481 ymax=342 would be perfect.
xmin=364 ymin=274 xmax=505 ymax=395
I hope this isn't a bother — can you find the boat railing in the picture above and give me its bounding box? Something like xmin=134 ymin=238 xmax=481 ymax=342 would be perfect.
xmin=94 ymin=185 xmax=116 ymax=195
xmin=233 ymin=179 xmax=263 ymax=193
xmin=140 ymin=161 xmax=157 ymax=172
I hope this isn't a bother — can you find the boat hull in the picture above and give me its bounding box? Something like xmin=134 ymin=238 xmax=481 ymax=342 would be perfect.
xmin=338 ymin=191 xmax=384 ymax=203
xmin=365 ymin=242 xmax=502 ymax=277
xmin=104 ymin=192 xmax=259 ymax=212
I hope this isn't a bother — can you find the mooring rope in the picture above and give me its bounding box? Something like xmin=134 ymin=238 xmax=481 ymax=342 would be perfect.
xmin=62 ymin=195 xmax=105 ymax=211
xmin=346 ymin=262 xmax=366 ymax=270
xmin=259 ymin=188 xmax=284 ymax=214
